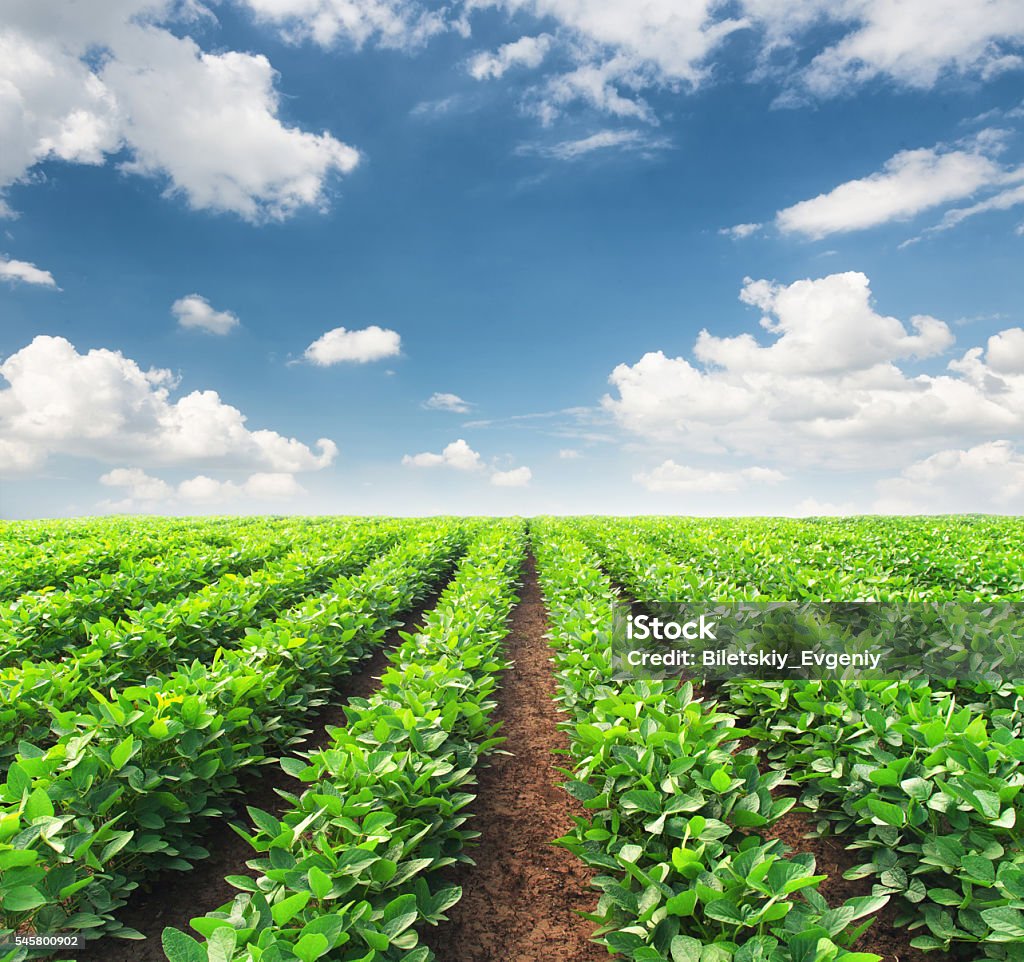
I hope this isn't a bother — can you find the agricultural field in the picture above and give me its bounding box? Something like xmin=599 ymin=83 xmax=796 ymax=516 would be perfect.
xmin=1 ymin=515 xmax=1023 ymax=962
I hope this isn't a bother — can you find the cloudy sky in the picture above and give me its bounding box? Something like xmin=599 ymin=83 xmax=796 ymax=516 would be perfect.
xmin=1 ymin=0 xmax=1023 ymax=518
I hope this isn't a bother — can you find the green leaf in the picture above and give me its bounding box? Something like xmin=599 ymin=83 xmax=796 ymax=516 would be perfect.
xmin=24 ymin=788 xmax=54 ymax=821
xmin=866 ymin=798 xmax=906 ymax=827
xmin=206 ymin=928 xmax=237 ymax=962
xmin=621 ymin=790 xmax=663 ymax=814
xmin=293 ymin=933 xmax=330 ymax=962
xmin=111 ymin=735 xmax=135 ymax=771
xmin=704 ymin=899 xmax=745 ymax=924
xmin=982 ymin=906 xmax=1024 ymax=940
xmin=308 ymin=866 xmax=332 ymax=900
xmin=666 ymin=890 xmax=697 ymax=916
xmin=382 ymin=893 xmax=418 ymax=938
xmin=710 ymin=769 xmax=732 ymax=793
xmin=271 ymin=890 xmax=311 ymax=926
xmin=1 ymin=885 xmax=47 ymax=912
xmin=670 ymin=936 xmax=702 ymax=962
xmin=161 ymin=928 xmax=207 ymax=962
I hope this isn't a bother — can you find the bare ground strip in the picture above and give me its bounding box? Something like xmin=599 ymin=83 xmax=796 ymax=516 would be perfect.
xmin=420 ymin=553 xmax=606 ymax=962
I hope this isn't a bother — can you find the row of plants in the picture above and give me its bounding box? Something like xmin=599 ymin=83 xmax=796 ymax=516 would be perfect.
xmin=0 ymin=522 xmax=413 ymax=767
xmin=3 ymin=519 xmax=402 ymax=669
xmin=729 ymin=679 xmax=1024 ymax=959
xmin=0 ymin=522 xmax=471 ymax=954
xmin=531 ymin=521 xmax=887 ymax=962
xmin=570 ymin=517 xmax=1024 ymax=603
xmin=0 ymin=517 xmax=293 ymax=602
xmin=0 ymin=520 xmax=347 ymax=666
xmin=157 ymin=520 xmax=526 ymax=962
xmin=571 ymin=517 xmax=1024 ymax=957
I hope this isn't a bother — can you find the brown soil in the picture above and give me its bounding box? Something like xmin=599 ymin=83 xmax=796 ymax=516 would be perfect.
xmin=420 ymin=554 xmax=606 ymax=962
xmin=75 ymin=590 xmax=444 ymax=962
xmin=762 ymin=794 xmax=938 ymax=962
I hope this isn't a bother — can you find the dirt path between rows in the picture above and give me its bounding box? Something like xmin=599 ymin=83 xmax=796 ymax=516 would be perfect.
xmin=76 ymin=589 xmax=446 ymax=962
xmin=420 ymin=554 xmax=606 ymax=962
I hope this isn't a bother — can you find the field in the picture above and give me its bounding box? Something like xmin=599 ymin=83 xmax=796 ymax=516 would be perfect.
xmin=1 ymin=515 xmax=1023 ymax=962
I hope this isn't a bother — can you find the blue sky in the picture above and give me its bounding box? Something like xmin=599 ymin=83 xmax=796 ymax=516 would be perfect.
xmin=1 ymin=0 xmax=1023 ymax=518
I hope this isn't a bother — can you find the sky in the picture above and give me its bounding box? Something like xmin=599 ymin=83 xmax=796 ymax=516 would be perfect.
xmin=1 ymin=0 xmax=1023 ymax=519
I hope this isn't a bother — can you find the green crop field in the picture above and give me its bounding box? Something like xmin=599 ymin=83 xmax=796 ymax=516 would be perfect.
xmin=1 ymin=515 xmax=1023 ymax=962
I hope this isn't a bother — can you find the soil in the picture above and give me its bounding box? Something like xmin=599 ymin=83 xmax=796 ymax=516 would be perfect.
xmin=75 ymin=590 xmax=445 ymax=962
xmin=419 ymin=554 xmax=606 ymax=962
xmin=763 ymin=808 xmax=940 ymax=962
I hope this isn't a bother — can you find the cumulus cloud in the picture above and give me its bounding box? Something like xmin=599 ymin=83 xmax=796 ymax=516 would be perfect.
xmin=171 ymin=294 xmax=240 ymax=335
xmin=240 ymin=0 xmax=446 ymax=50
xmin=100 ymin=467 xmax=174 ymax=503
xmin=460 ymin=0 xmax=1024 ymax=127
xmin=101 ymin=466 xmax=305 ymax=511
xmin=0 ymin=335 xmax=338 ymax=475
xmin=719 ymin=223 xmax=762 ymax=240
xmin=744 ymin=0 xmax=1024 ymax=98
xmin=559 ymin=447 xmax=581 ymax=459
xmin=480 ymin=0 xmax=747 ymax=91
xmin=304 ymin=325 xmax=401 ymax=365
xmin=602 ymin=271 xmax=1024 ymax=470
xmin=402 ymin=438 xmax=484 ymax=470
xmin=468 ymin=34 xmax=553 ymax=79
xmin=424 ymin=392 xmax=472 ymax=413
xmin=0 ymin=257 xmax=58 ymax=288
xmin=0 ymin=2 xmax=359 ymax=220
xmin=775 ymin=140 xmax=1017 ymax=238
xmin=874 ymin=441 xmax=1024 ymax=513
xmin=985 ymin=328 xmax=1024 ymax=374
xmin=634 ymin=461 xmax=785 ymax=492
xmin=491 ymin=465 xmax=532 ymax=486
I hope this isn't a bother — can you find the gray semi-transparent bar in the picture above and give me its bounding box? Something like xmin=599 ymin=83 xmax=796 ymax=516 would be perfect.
xmin=610 ymin=601 xmax=1024 ymax=682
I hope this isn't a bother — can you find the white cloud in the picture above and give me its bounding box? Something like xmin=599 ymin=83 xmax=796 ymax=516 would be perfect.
xmin=926 ymin=181 xmax=1024 ymax=236
xmin=402 ymin=438 xmax=483 ymax=470
xmin=304 ymin=325 xmax=402 ymax=365
xmin=528 ymin=56 xmax=658 ymax=124
xmin=479 ymin=0 xmax=747 ymax=89
xmin=744 ymin=0 xmax=1024 ymax=97
xmin=468 ymin=34 xmax=552 ymax=80
xmin=240 ymin=0 xmax=446 ymax=49
xmin=424 ymin=392 xmax=472 ymax=413
xmin=791 ymin=497 xmax=856 ymax=516
xmin=491 ymin=465 xmax=532 ymax=486
xmin=524 ymin=128 xmax=669 ymax=160
xmin=634 ymin=460 xmax=785 ymax=492
xmin=602 ymin=272 xmax=1024 ymax=470
xmin=465 ymin=0 xmax=1024 ymax=126
xmin=178 ymin=471 xmax=305 ymax=502
xmin=719 ymin=223 xmax=762 ymax=240
xmin=101 ymin=466 xmax=305 ymax=510
xmin=775 ymin=142 xmax=1013 ymax=239
xmin=874 ymin=441 xmax=1024 ymax=513
xmin=558 ymin=447 xmax=581 ymax=458
xmin=0 ymin=335 xmax=338 ymax=475
xmin=0 ymin=3 xmax=359 ymax=220
xmin=100 ymin=467 xmax=174 ymax=503
xmin=986 ymin=328 xmax=1024 ymax=374
xmin=0 ymin=257 xmax=57 ymax=288
xmin=171 ymin=293 xmax=240 ymax=335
